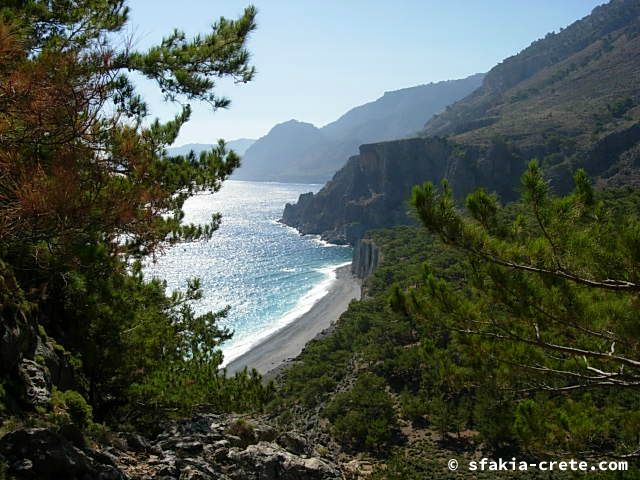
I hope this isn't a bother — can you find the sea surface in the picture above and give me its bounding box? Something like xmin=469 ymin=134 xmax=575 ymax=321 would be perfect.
xmin=144 ymin=180 xmax=352 ymax=366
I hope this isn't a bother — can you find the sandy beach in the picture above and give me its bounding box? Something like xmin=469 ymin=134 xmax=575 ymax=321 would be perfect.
xmin=225 ymin=265 xmax=361 ymax=376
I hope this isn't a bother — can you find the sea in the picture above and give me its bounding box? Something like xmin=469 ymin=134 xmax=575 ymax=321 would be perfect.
xmin=143 ymin=180 xmax=352 ymax=366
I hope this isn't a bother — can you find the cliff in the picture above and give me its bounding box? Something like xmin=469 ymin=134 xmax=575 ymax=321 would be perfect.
xmin=281 ymin=136 xmax=523 ymax=245
xmin=351 ymin=238 xmax=380 ymax=279
xmin=234 ymin=74 xmax=483 ymax=183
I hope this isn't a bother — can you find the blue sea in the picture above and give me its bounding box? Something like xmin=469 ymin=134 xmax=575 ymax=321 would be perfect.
xmin=144 ymin=180 xmax=352 ymax=366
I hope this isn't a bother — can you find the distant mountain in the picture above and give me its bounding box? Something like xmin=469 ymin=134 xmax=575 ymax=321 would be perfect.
xmin=233 ymin=74 xmax=484 ymax=183
xmin=233 ymin=120 xmax=333 ymax=183
xmin=282 ymin=0 xmax=640 ymax=245
xmin=322 ymin=74 xmax=485 ymax=143
xmin=167 ymin=138 xmax=255 ymax=157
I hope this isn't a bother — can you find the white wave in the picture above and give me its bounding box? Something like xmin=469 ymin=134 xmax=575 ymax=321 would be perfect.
xmin=220 ymin=260 xmax=352 ymax=367
xmin=300 ymin=234 xmax=349 ymax=248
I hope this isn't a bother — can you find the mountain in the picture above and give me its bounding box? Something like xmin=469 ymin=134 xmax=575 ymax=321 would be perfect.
xmin=422 ymin=0 xmax=640 ymax=188
xmin=167 ymin=138 xmax=255 ymax=157
xmin=282 ymin=0 xmax=640 ymax=244
xmin=233 ymin=120 xmax=334 ymax=183
xmin=322 ymin=74 xmax=485 ymax=143
xmin=233 ymin=74 xmax=484 ymax=183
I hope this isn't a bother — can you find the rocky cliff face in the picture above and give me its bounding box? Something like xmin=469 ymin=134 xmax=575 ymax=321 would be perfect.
xmin=351 ymin=239 xmax=380 ymax=279
xmin=281 ymin=136 xmax=523 ymax=245
xmin=234 ymin=74 xmax=484 ymax=183
xmin=282 ymin=0 xmax=640 ymax=245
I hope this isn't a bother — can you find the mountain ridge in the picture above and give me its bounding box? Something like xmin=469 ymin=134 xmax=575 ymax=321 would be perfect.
xmin=233 ymin=74 xmax=484 ymax=183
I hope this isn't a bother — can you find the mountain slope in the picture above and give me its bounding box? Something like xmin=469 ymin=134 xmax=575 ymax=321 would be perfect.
xmin=423 ymin=0 xmax=640 ymax=187
xmin=233 ymin=120 xmax=334 ymax=183
xmin=233 ymin=74 xmax=484 ymax=183
xmin=282 ymin=0 xmax=640 ymax=244
xmin=322 ymin=73 xmax=484 ymax=143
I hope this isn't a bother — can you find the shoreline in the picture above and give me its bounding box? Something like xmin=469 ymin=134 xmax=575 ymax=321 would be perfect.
xmin=225 ymin=264 xmax=361 ymax=377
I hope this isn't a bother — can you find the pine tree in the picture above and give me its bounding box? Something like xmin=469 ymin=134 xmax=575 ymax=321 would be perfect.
xmin=0 ymin=1 xmax=271 ymax=424
xmin=407 ymin=161 xmax=640 ymax=455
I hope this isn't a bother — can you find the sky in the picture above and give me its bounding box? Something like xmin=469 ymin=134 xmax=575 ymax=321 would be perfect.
xmin=125 ymin=0 xmax=606 ymax=145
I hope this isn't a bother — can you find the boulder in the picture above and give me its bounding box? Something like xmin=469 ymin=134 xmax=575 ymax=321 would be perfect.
xmin=227 ymin=441 xmax=339 ymax=480
xmin=0 ymin=428 xmax=127 ymax=480
xmin=276 ymin=432 xmax=308 ymax=455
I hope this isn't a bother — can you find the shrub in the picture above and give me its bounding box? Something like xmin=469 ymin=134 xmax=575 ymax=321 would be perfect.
xmin=324 ymin=374 xmax=397 ymax=451
xmin=50 ymin=389 xmax=93 ymax=429
xmin=226 ymin=418 xmax=256 ymax=447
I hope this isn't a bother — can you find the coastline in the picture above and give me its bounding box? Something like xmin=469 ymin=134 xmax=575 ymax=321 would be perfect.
xmin=225 ymin=264 xmax=361 ymax=376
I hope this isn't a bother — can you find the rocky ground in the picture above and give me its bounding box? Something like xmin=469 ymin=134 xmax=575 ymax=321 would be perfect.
xmin=0 ymin=413 xmax=364 ymax=480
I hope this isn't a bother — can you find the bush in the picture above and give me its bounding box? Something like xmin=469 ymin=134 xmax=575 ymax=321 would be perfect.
xmin=225 ymin=418 xmax=256 ymax=447
xmin=50 ymin=389 xmax=93 ymax=429
xmin=399 ymin=389 xmax=428 ymax=425
xmin=324 ymin=374 xmax=397 ymax=450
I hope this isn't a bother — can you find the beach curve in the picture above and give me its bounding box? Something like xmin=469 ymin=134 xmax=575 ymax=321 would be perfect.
xmin=225 ymin=264 xmax=361 ymax=376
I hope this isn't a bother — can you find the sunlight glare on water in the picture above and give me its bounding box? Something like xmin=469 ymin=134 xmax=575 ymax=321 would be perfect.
xmin=144 ymin=180 xmax=352 ymax=365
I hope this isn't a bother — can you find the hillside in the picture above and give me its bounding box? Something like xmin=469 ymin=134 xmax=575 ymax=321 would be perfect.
xmin=233 ymin=74 xmax=483 ymax=183
xmin=423 ymin=0 xmax=640 ymax=188
xmin=282 ymin=0 xmax=640 ymax=244
xmin=233 ymin=120 xmax=334 ymax=183
xmin=322 ymin=74 xmax=485 ymax=144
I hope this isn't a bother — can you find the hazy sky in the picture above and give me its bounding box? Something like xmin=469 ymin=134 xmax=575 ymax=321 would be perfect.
xmin=126 ymin=0 xmax=605 ymax=145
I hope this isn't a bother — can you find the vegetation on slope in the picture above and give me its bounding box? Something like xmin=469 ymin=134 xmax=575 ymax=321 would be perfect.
xmin=423 ymin=0 xmax=640 ymax=189
xmin=275 ymin=164 xmax=640 ymax=477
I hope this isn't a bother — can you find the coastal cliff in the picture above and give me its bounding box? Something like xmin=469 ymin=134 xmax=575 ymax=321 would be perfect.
xmin=281 ymin=136 xmax=523 ymax=245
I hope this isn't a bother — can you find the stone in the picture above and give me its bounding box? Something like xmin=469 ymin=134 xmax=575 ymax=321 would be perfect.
xmin=17 ymin=358 xmax=51 ymax=408
xmin=175 ymin=441 xmax=203 ymax=455
xmin=252 ymin=424 xmax=277 ymax=442
xmin=0 ymin=428 xmax=127 ymax=480
xmin=122 ymin=432 xmax=152 ymax=453
xmin=276 ymin=432 xmax=308 ymax=455
xmin=227 ymin=441 xmax=339 ymax=480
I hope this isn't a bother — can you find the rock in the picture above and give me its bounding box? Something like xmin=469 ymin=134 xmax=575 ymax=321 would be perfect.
xmin=17 ymin=358 xmax=51 ymax=408
xmin=351 ymin=238 xmax=380 ymax=279
xmin=0 ymin=428 xmax=127 ymax=480
xmin=174 ymin=441 xmax=203 ymax=455
xmin=35 ymin=335 xmax=81 ymax=392
xmin=225 ymin=435 xmax=244 ymax=448
xmin=227 ymin=441 xmax=339 ymax=480
xmin=281 ymin=138 xmax=456 ymax=245
xmin=276 ymin=432 xmax=308 ymax=455
xmin=58 ymin=423 xmax=87 ymax=449
xmin=253 ymin=424 xmax=277 ymax=442
xmin=0 ymin=316 xmax=37 ymax=374
xmin=122 ymin=432 xmax=152 ymax=453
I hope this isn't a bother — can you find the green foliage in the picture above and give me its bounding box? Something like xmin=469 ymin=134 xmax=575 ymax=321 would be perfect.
xmin=324 ymin=374 xmax=397 ymax=451
xmin=410 ymin=162 xmax=640 ymax=455
xmin=275 ymin=226 xmax=466 ymax=454
xmin=50 ymin=389 xmax=93 ymax=429
xmin=398 ymin=389 xmax=428 ymax=425
xmin=0 ymin=0 xmax=269 ymax=427
xmin=278 ymin=171 xmax=640 ymax=467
